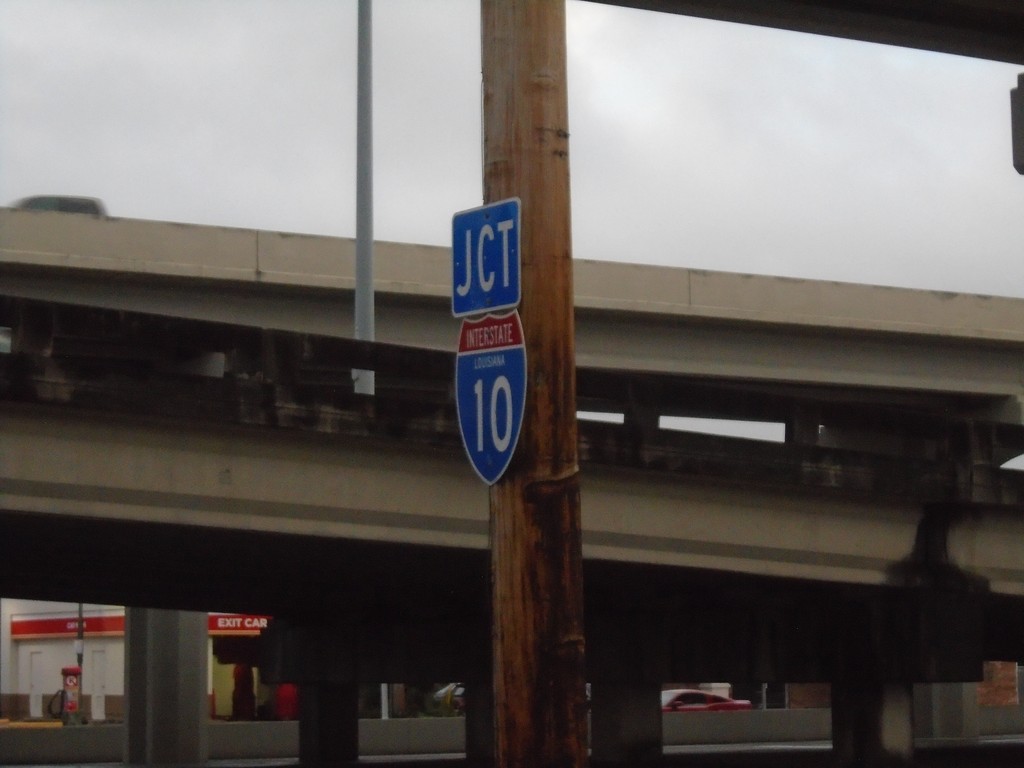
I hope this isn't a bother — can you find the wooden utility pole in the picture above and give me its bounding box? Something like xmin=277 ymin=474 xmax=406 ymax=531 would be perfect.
xmin=481 ymin=2 xmax=588 ymax=767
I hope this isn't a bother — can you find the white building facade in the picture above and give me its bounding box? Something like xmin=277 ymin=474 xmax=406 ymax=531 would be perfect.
xmin=1 ymin=599 xmax=271 ymax=722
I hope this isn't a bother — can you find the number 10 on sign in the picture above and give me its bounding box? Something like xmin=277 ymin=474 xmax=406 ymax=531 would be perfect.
xmin=455 ymin=312 xmax=527 ymax=485
xmin=471 ymin=377 xmax=514 ymax=453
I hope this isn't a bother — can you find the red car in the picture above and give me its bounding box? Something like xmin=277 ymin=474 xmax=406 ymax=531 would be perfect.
xmin=661 ymin=688 xmax=752 ymax=712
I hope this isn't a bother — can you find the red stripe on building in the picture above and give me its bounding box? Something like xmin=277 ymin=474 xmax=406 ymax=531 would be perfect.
xmin=11 ymin=615 xmax=125 ymax=639
xmin=11 ymin=613 xmax=272 ymax=639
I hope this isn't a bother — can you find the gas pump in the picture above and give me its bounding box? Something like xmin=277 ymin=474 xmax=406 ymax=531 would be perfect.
xmin=60 ymin=666 xmax=83 ymax=725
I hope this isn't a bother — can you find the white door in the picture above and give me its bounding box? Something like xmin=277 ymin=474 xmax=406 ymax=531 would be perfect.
xmin=90 ymin=649 xmax=107 ymax=721
xmin=28 ymin=650 xmax=44 ymax=719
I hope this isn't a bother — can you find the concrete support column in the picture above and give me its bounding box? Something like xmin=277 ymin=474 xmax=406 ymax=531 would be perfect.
xmin=590 ymin=682 xmax=662 ymax=765
xmin=124 ymin=608 xmax=208 ymax=766
xmin=831 ymin=680 xmax=914 ymax=768
xmin=298 ymin=682 xmax=359 ymax=767
xmin=464 ymin=679 xmax=494 ymax=765
xmin=913 ymin=682 xmax=979 ymax=741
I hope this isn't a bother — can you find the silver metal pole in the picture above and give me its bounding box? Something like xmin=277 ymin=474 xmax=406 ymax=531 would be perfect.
xmin=76 ymin=603 xmax=84 ymax=669
xmin=353 ymin=0 xmax=375 ymax=395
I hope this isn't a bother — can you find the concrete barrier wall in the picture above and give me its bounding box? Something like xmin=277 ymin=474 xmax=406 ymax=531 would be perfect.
xmin=664 ymin=708 xmax=832 ymax=744
xmin=981 ymin=706 xmax=1024 ymax=737
xmin=209 ymin=721 xmax=299 ymax=759
xmin=2 ymin=706 xmax=1021 ymax=763
xmin=213 ymin=719 xmax=467 ymax=758
xmin=359 ymin=717 xmax=464 ymax=756
xmin=0 ymin=723 xmax=123 ymax=765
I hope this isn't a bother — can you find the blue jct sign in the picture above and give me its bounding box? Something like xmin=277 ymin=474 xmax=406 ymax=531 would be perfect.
xmin=452 ymin=198 xmax=521 ymax=318
xmin=455 ymin=312 xmax=526 ymax=485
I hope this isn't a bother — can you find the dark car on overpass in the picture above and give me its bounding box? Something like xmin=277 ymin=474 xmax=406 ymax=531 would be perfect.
xmin=13 ymin=195 xmax=106 ymax=216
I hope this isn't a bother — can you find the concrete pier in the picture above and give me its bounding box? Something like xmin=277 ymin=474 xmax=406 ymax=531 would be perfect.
xmin=124 ymin=609 xmax=208 ymax=766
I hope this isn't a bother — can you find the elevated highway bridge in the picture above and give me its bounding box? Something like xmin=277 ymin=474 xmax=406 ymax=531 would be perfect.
xmin=2 ymin=208 xmax=1024 ymax=763
xmin=5 ymin=2 xmax=1024 ymax=765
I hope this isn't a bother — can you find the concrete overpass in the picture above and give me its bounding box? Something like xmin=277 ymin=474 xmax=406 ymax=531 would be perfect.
xmin=589 ymin=0 xmax=1024 ymax=64
xmin=2 ymin=209 xmax=1024 ymax=765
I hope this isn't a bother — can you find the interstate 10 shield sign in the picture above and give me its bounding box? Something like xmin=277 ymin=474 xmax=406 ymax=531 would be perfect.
xmin=455 ymin=311 xmax=527 ymax=485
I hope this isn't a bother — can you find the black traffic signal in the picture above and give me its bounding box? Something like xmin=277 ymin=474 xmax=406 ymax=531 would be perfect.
xmin=1013 ymin=74 xmax=1024 ymax=174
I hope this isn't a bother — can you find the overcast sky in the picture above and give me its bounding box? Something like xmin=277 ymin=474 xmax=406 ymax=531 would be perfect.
xmin=2 ymin=1 xmax=1024 ymax=297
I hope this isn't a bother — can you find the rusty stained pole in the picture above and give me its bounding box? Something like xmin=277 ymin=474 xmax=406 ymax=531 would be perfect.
xmin=481 ymin=2 xmax=587 ymax=767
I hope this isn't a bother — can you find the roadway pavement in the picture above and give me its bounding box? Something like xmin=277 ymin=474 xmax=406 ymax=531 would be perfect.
xmin=8 ymin=738 xmax=1024 ymax=768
